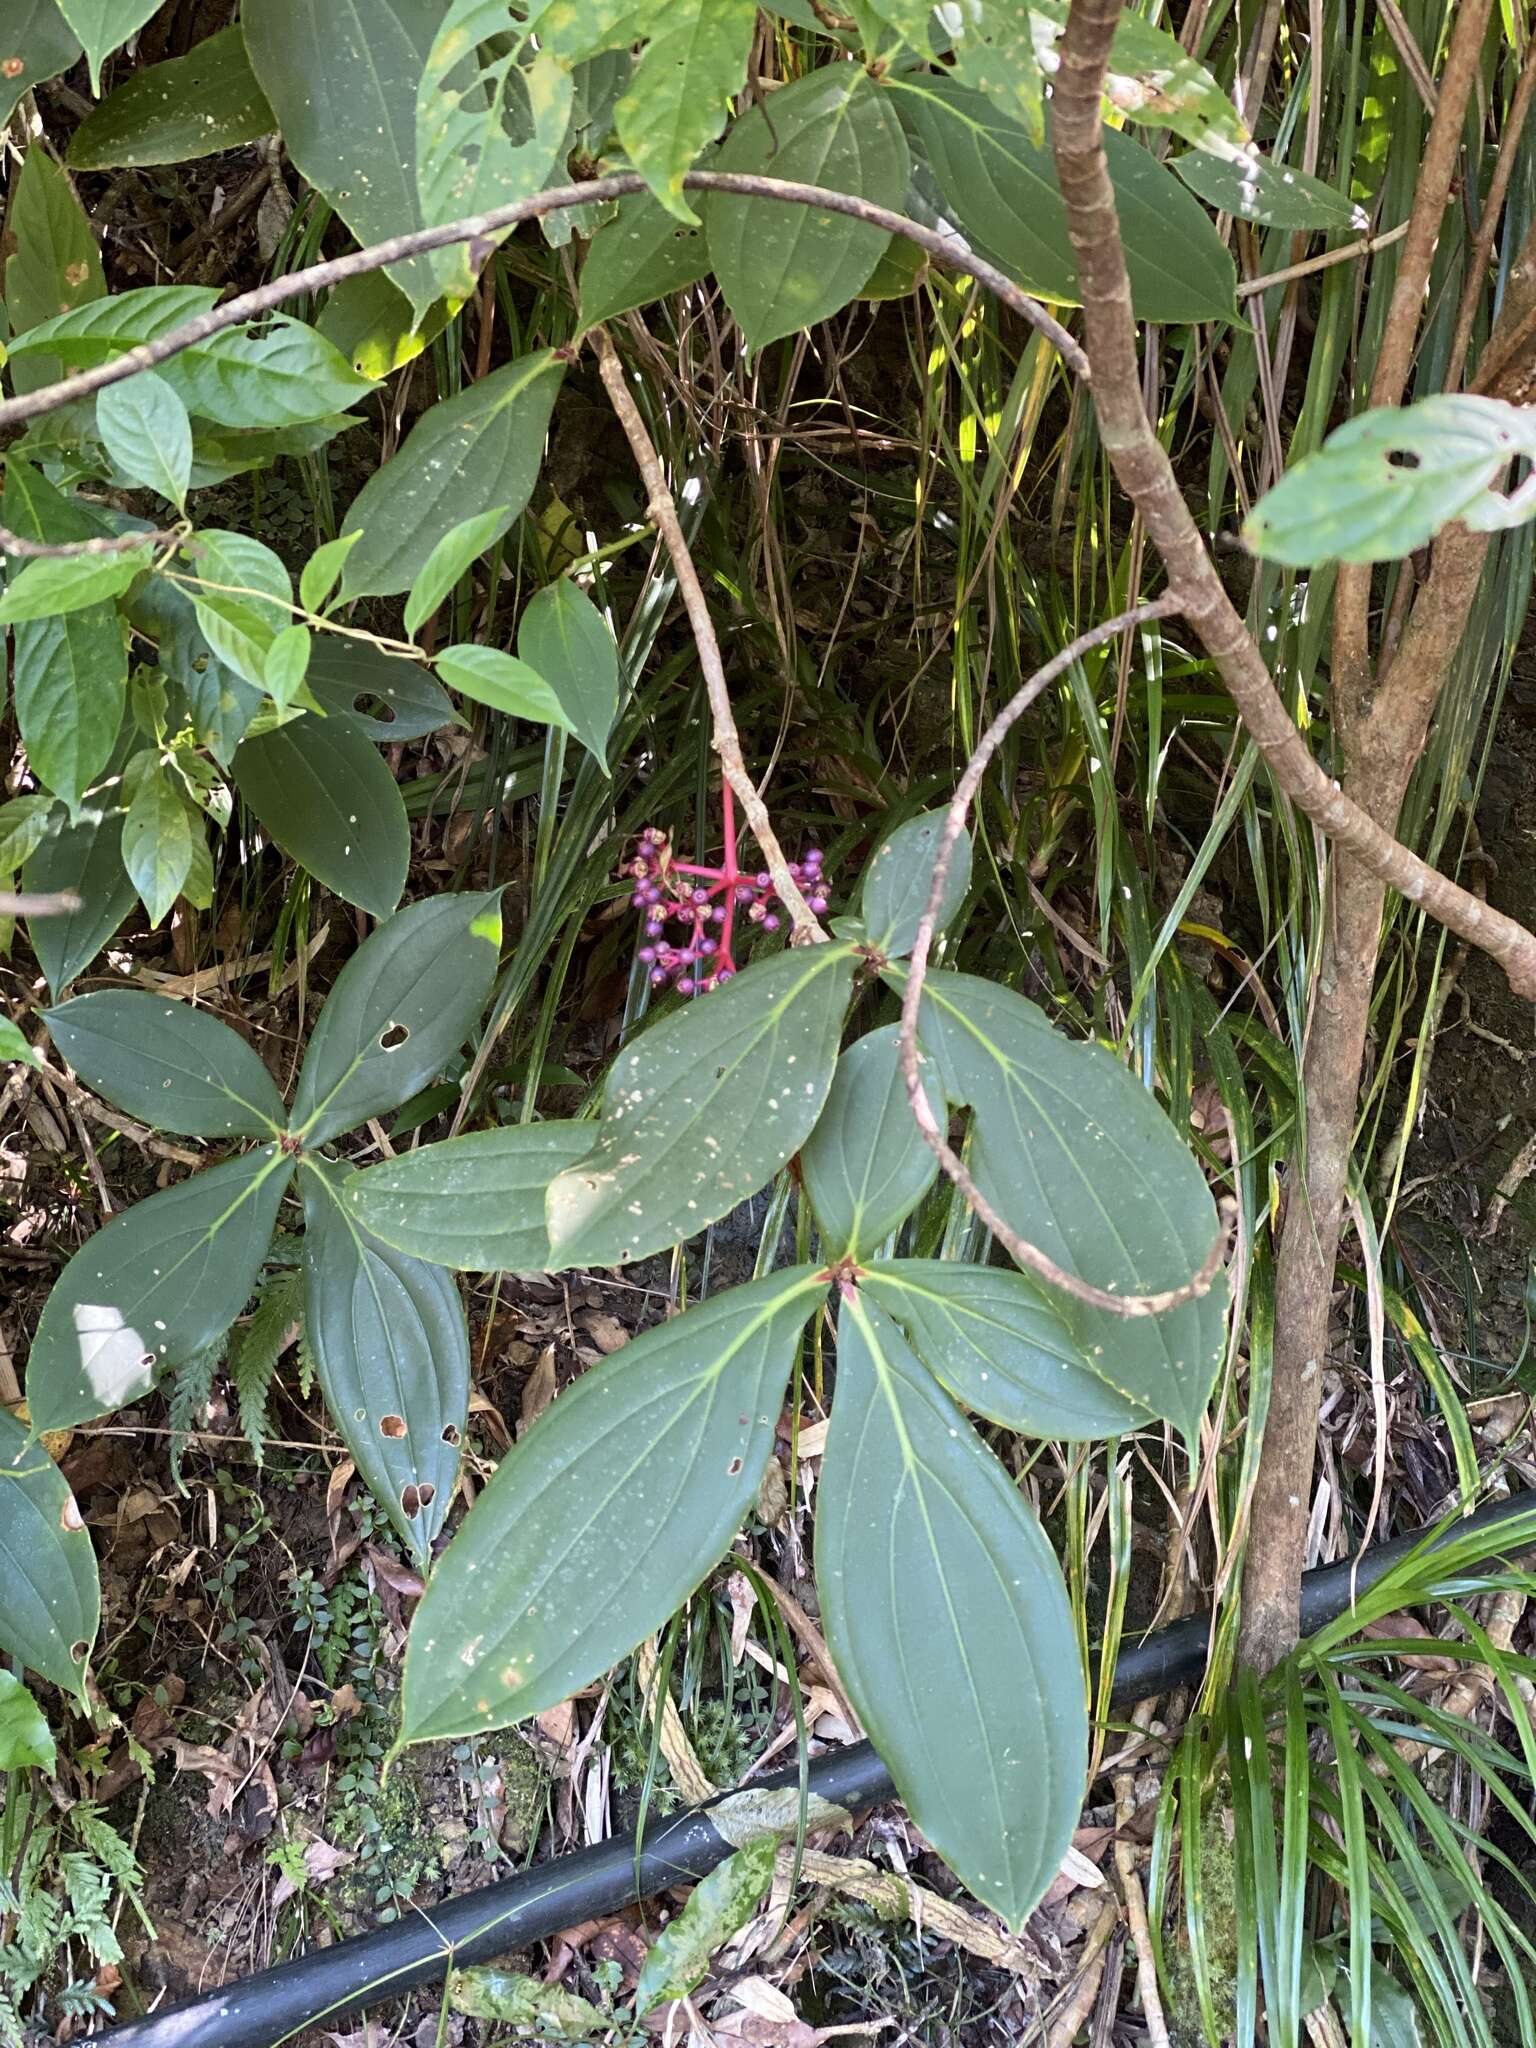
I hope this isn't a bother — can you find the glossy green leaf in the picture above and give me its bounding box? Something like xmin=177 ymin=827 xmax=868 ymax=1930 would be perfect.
xmin=3 ymin=147 xmax=105 ymax=394
xmin=96 ymin=370 xmax=191 ymax=509
xmin=817 ymin=1293 xmax=1085 ymax=1928
xmin=636 ymin=1836 xmax=778 ymax=2011
xmin=801 ymin=1025 xmax=941 ymax=1257
xmin=315 ymin=271 xmax=446 ymax=380
xmin=416 ymin=3 xmax=573 ymax=300
xmin=232 ymin=713 xmax=409 ymax=919
xmin=23 ymin=803 xmax=135 ymax=996
xmin=0 ymin=1407 xmax=98 ymax=1697
xmin=1 ymin=1020 xmax=41 ymax=1069
xmin=44 ymin=990 xmax=287 ymax=1137
xmin=339 ymin=352 xmax=565 ymax=600
xmin=264 ymin=624 xmax=312 ymax=711
xmin=302 ymin=1162 xmax=468 ymax=1566
xmin=614 ymin=0 xmax=756 ymax=223
xmin=181 ymin=529 xmax=293 ymax=692
xmin=400 ymin=1267 xmax=825 ymax=1744
xmin=56 ymin=0 xmax=159 ymax=93
xmin=859 ymin=232 xmax=927 ymax=301
xmin=0 ymin=546 xmax=151 ymax=622
xmin=0 ymin=1669 xmax=56 ymax=1772
xmin=435 ymin=644 xmax=574 ymax=730
xmin=67 ymin=27 xmax=275 ymax=168
xmin=0 ymin=2 xmax=80 ymax=128
xmin=1244 ymin=395 xmax=1536 ymax=566
xmin=403 ymin=508 xmax=510 ymax=640
xmin=289 ymin=892 xmax=502 ymax=1145
xmin=873 ymin=0 xmax=1042 ymax=139
xmin=547 ymin=943 xmax=856 ymax=1269
xmin=305 ymin=640 xmax=456 ymax=742
xmin=516 ymin=579 xmax=621 ymax=769
xmin=1174 ymin=147 xmax=1365 ymax=233
xmin=25 ymin=1146 xmax=293 ymax=1433
xmin=908 ymin=970 xmax=1227 ymax=1440
xmin=578 ymin=188 xmax=712 ymax=327
xmin=347 ymin=1121 xmax=594 ymax=1271
xmin=241 ymin=0 xmax=456 ymax=316
xmin=708 ymin=70 xmax=909 ymax=348
xmin=862 ymin=1259 xmax=1150 ymax=1438
xmin=860 ymin=807 xmax=971 ymax=959
xmin=298 ymin=531 xmax=363 ymax=616
xmin=448 ymin=1968 xmax=604 ymax=2031
xmin=6 ymin=283 xmax=217 ymax=364
xmin=0 ymin=794 xmax=60 ymax=874
xmin=893 ymin=78 xmax=1236 ymax=324
xmin=120 ymin=749 xmax=196 ymax=925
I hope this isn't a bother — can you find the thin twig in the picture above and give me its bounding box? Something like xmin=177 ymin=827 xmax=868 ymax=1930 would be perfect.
xmin=592 ymin=325 xmax=825 ymax=944
xmin=0 ymin=888 xmax=83 ymax=916
xmin=897 ymin=599 xmax=1232 ymax=1320
xmin=1236 ymin=219 xmax=1410 ymax=301
xmin=0 ymin=522 xmax=179 ymax=561
xmin=29 ymin=1055 xmax=205 ymax=1168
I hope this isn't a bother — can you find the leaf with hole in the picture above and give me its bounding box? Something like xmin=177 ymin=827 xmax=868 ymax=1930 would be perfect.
xmin=96 ymin=370 xmax=191 ymax=510
xmin=578 ymin=187 xmax=712 ymax=327
xmin=1244 ymin=395 xmax=1536 ymax=566
xmin=860 ymin=807 xmax=972 ymax=959
xmin=707 ymin=69 xmax=909 ymax=348
xmin=44 ymin=990 xmax=287 ymax=1138
xmin=403 ymin=508 xmax=510 ymax=640
xmin=905 ymin=969 xmax=1227 ymax=1441
xmin=120 ymin=749 xmax=197 ymax=926
xmin=862 ymin=1260 xmax=1151 ymax=1437
xmin=435 ymin=645 xmax=575 ymax=730
xmin=0 ymin=1408 xmax=98 ymax=1698
xmin=305 ymin=640 xmax=456 ymax=741
xmin=0 ymin=547 xmax=152 ymax=623
xmin=546 ymin=942 xmax=857 ymax=1269
xmin=23 ymin=803 xmax=136 ymax=996
xmin=892 ymin=77 xmax=1236 ymax=324
xmin=0 ymin=2 xmax=81 ymax=128
xmin=231 ymin=712 xmax=409 ymax=919
xmin=302 ymin=1162 xmax=468 ymax=1566
xmin=289 ymin=892 xmax=502 ymax=1145
xmin=399 ymin=1266 xmax=825 ymax=1744
xmin=817 ymin=1292 xmax=1085 ymax=1928
xmin=56 ymin=0 xmax=161 ymax=93
xmin=347 ymin=1122 xmax=594 ymax=1271
xmin=636 ymin=1836 xmax=779 ymax=2011
xmin=0 ymin=1669 xmax=56 ymax=1773
xmin=68 ymin=26 xmax=275 ymax=168
xmin=613 ymin=0 xmax=756 ymax=224
xmin=3 ymin=147 xmax=105 ymax=395
xmin=339 ymin=352 xmax=566 ymax=601
xmin=800 ymin=1025 xmax=942 ymax=1257
xmin=25 ymin=1146 xmax=294 ymax=1433
xmin=1174 ymin=146 xmax=1365 ymax=233
xmin=516 ymin=579 xmax=622 ymax=770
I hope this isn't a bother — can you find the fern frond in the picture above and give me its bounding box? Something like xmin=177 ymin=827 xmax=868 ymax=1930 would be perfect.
xmin=227 ymin=1265 xmax=304 ymax=1466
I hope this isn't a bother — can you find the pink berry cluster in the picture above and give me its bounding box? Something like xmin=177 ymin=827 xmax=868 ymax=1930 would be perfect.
xmin=626 ymin=798 xmax=828 ymax=995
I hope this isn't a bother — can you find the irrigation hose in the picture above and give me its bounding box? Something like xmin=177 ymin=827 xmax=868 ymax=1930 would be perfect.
xmin=97 ymin=1489 xmax=1536 ymax=2048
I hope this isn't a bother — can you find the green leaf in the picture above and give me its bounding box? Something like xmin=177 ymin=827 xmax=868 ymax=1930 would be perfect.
xmin=0 ymin=3 xmax=81 ymax=129
xmin=448 ymin=1968 xmax=605 ymax=2032
xmin=305 ymin=639 xmax=456 ymax=741
xmin=44 ymin=990 xmax=287 ymax=1137
xmin=0 ymin=1408 xmax=98 ymax=1697
xmin=817 ymin=1292 xmax=1086 ymax=1928
xmin=399 ymin=1267 xmax=824 ymax=1744
xmin=120 ymin=749 xmax=197 ymax=925
xmin=24 ymin=1146 xmax=293 ymax=1433
xmin=185 ymin=414 xmax=363 ymax=488
xmin=546 ymin=943 xmax=857 ymax=1269
xmin=1243 ymin=395 xmax=1536 ymax=567
xmin=707 ymin=69 xmax=909 ymax=348
xmin=614 ymin=0 xmax=756 ymax=224
xmin=862 ymin=1259 xmax=1150 ymax=1438
xmin=339 ymin=351 xmax=565 ymax=600
xmin=874 ymin=0 xmax=1043 ymax=140
xmin=892 ymin=78 xmax=1236 ymax=324
xmin=800 ymin=1024 xmax=941 ymax=1257
xmin=1364 ymin=1965 xmax=1425 ymax=2048
xmin=182 ymin=529 xmax=293 ymax=692
xmin=231 ymin=713 xmax=409 ymax=919
xmin=1027 ymin=2 xmax=1248 ymax=152
xmin=908 ymin=970 xmax=1227 ymax=1440
xmin=3 ymin=147 xmax=105 ymax=394
xmin=0 ymin=1669 xmax=56 ymax=1773
xmin=95 ymin=370 xmax=191 ymax=510
xmin=298 ymin=531 xmax=363 ymax=616
xmin=0 ymin=793 xmax=60 ymax=873
xmin=0 ymin=546 xmax=151 ymax=622
xmin=67 ymin=27 xmax=276 ymax=168
xmin=289 ymin=891 xmax=502 ymax=1145
xmin=1 ymin=1019 xmax=41 ymax=1069
xmin=315 ymin=271 xmax=448 ymax=379
xmin=6 ymin=282 xmax=218 ymax=365
xmin=241 ymin=0 xmax=460 ymax=317
xmin=403 ymin=508 xmax=511 ymax=639
xmin=126 ymin=572 xmax=261 ymax=766
xmin=416 ymin=4 xmax=574 ymax=301
xmin=55 ymin=0 xmax=160 ymax=94
xmin=302 ymin=1162 xmax=468 ymax=1566
xmin=435 ymin=644 xmax=575 ymax=729
xmin=22 ymin=803 xmax=136 ymax=996
xmin=859 ymin=232 xmax=927 ymax=301
xmin=516 ymin=580 xmax=621 ymax=769
xmin=347 ymin=1122 xmax=595 ymax=1271
xmin=1174 ymin=147 xmax=1365 ymax=233
xmin=578 ymin=187 xmax=712 ymax=327
xmin=860 ymin=807 xmax=971 ymax=959
xmin=636 ymin=1836 xmax=779 ymax=2011
xmin=264 ymin=624 xmax=313 ymax=711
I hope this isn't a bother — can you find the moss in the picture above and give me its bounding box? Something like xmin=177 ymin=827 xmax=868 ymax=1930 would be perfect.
xmin=1166 ymin=1783 xmax=1240 ymax=2048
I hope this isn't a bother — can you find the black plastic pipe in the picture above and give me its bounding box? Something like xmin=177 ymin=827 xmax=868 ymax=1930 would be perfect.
xmin=97 ymin=1490 xmax=1536 ymax=2048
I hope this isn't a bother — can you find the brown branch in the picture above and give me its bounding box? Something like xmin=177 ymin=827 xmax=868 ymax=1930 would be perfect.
xmin=0 ymin=173 xmax=1086 ymax=435
xmin=1446 ymin=24 xmax=1536 ymax=391
xmin=591 ymin=326 xmax=825 ymax=944
xmin=896 ymin=599 xmax=1232 ymax=1320
xmin=0 ymin=521 xmax=179 ymax=561
xmin=0 ymin=888 xmax=82 ymax=916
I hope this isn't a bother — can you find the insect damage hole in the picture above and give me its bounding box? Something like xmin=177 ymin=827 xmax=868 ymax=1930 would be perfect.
xmin=380 ymin=1414 xmax=407 ymax=1438
xmin=69 ymin=1640 xmax=89 ymax=1663
xmin=727 ymin=1456 xmax=744 ymax=1475
xmin=441 ymin=1423 xmax=460 ymax=1446
xmin=401 ymin=1481 xmax=436 ymax=1516
xmin=1386 ymin=447 xmax=1423 ymax=470
xmin=380 ymin=1022 xmax=411 ymax=1050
